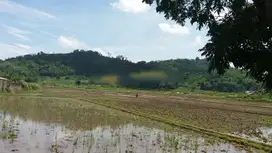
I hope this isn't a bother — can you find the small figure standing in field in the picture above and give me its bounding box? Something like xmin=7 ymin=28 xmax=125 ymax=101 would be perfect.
xmin=136 ymin=93 xmax=139 ymax=98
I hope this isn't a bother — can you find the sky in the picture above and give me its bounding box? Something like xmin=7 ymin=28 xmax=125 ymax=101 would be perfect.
xmin=0 ymin=0 xmax=209 ymax=62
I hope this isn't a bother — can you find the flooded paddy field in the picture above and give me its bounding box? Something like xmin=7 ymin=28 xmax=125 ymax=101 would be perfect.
xmin=0 ymin=87 xmax=271 ymax=152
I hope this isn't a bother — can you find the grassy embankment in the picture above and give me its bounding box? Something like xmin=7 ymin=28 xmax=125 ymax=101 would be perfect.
xmin=38 ymin=76 xmax=272 ymax=102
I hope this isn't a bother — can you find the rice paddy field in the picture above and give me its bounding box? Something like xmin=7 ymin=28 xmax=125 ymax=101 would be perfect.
xmin=0 ymin=87 xmax=271 ymax=153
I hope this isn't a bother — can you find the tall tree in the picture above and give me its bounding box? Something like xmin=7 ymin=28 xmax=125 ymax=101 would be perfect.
xmin=143 ymin=0 xmax=272 ymax=90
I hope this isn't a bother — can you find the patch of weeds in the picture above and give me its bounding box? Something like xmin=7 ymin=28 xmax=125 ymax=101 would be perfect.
xmin=263 ymin=118 xmax=272 ymax=126
xmin=0 ymin=131 xmax=8 ymax=139
xmin=194 ymin=137 xmax=199 ymax=153
xmin=88 ymin=134 xmax=94 ymax=153
xmin=2 ymin=120 xmax=7 ymax=129
xmin=19 ymin=81 xmax=40 ymax=91
xmin=50 ymin=144 xmax=63 ymax=153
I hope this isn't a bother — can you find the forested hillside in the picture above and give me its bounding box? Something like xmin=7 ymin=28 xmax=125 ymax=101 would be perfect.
xmin=0 ymin=50 xmax=260 ymax=92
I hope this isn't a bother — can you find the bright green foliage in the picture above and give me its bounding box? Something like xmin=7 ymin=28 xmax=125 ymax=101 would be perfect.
xmin=0 ymin=50 xmax=261 ymax=92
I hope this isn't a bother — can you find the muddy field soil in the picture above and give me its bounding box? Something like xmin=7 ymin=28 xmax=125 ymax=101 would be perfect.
xmin=36 ymin=88 xmax=272 ymax=141
xmin=0 ymin=87 xmax=271 ymax=152
xmin=0 ymin=95 xmax=262 ymax=153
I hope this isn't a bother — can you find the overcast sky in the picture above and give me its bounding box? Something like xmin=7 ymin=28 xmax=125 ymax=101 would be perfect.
xmin=0 ymin=0 xmax=209 ymax=62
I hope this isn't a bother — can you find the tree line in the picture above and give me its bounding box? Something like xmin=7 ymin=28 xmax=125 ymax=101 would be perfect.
xmin=0 ymin=50 xmax=261 ymax=92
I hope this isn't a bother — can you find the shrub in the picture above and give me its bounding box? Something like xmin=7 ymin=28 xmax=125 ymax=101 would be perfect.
xmin=25 ymin=76 xmax=39 ymax=83
xmin=75 ymin=80 xmax=81 ymax=86
xmin=19 ymin=81 xmax=40 ymax=91
xmin=88 ymin=79 xmax=95 ymax=85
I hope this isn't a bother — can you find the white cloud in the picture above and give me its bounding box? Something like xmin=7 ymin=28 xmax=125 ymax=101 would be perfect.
xmin=195 ymin=36 xmax=202 ymax=45
xmin=190 ymin=35 xmax=209 ymax=48
xmin=39 ymin=30 xmax=58 ymax=39
xmin=1 ymin=24 xmax=31 ymax=41
xmin=58 ymin=36 xmax=89 ymax=50
xmin=13 ymin=43 xmax=32 ymax=50
xmin=158 ymin=23 xmax=190 ymax=36
xmin=190 ymin=35 xmax=204 ymax=47
xmin=0 ymin=0 xmax=56 ymax=20
xmin=91 ymin=48 xmax=108 ymax=56
xmin=0 ymin=43 xmax=33 ymax=59
xmin=111 ymin=0 xmax=151 ymax=13
xmin=58 ymin=36 xmax=107 ymax=56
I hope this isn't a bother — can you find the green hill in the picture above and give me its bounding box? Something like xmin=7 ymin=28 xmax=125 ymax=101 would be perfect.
xmin=0 ymin=49 xmax=260 ymax=92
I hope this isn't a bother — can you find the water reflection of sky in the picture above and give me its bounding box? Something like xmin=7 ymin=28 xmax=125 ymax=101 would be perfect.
xmin=0 ymin=114 xmax=256 ymax=153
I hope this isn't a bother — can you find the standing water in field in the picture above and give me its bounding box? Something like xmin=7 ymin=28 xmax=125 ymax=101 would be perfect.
xmin=0 ymin=96 xmax=267 ymax=153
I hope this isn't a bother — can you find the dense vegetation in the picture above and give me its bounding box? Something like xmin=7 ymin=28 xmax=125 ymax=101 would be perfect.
xmin=143 ymin=0 xmax=272 ymax=89
xmin=0 ymin=50 xmax=261 ymax=92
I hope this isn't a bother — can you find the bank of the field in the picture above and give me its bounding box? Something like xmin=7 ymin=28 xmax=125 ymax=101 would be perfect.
xmin=38 ymin=80 xmax=272 ymax=103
